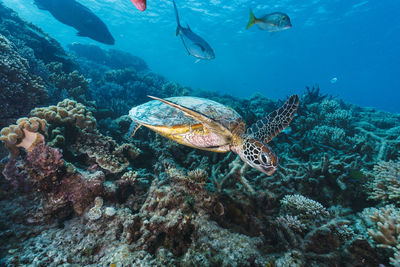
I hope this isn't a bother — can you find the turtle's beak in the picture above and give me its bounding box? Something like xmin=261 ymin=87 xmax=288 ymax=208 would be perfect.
xmin=261 ymin=165 xmax=277 ymax=176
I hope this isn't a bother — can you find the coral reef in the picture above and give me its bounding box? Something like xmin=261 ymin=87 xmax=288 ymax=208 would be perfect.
xmin=30 ymin=99 xmax=139 ymax=174
xmin=362 ymin=205 xmax=400 ymax=266
xmin=367 ymin=158 xmax=400 ymax=204
xmin=45 ymin=62 xmax=90 ymax=104
xmin=0 ymin=2 xmax=78 ymax=128
xmin=68 ymin=43 xmax=148 ymax=72
xmin=1 ymin=7 xmax=400 ymax=265
xmin=0 ymin=35 xmax=47 ymax=128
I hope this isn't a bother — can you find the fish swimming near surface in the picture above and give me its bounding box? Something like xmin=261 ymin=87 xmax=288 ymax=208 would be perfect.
xmin=246 ymin=8 xmax=292 ymax=32
xmin=34 ymin=0 xmax=115 ymax=45
xmin=130 ymin=0 xmax=146 ymax=12
xmin=172 ymin=0 xmax=215 ymax=61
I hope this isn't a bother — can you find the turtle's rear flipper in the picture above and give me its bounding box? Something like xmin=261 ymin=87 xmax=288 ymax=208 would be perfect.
xmin=130 ymin=122 xmax=142 ymax=138
xmin=147 ymin=95 xmax=233 ymax=140
xmin=248 ymin=94 xmax=299 ymax=143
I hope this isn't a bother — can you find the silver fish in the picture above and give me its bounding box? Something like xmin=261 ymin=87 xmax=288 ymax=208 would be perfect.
xmin=173 ymin=0 xmax=215 ymax=60
xmin=247 ymin=9 xmax=292 ymax=32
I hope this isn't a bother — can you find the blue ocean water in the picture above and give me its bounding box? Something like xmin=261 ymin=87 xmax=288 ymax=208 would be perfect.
xmin=3 ymin=0 xmax=400 ymax=112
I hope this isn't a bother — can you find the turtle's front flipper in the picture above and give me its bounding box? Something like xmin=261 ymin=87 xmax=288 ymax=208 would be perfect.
xmin=248 ymin=95 xmax=299 ymax=143
xmin=147 ymin=95 xmax=233 ymax=140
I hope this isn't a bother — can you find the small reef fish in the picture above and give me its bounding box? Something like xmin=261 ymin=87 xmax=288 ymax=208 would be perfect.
xmin=130 ymin=0 xmax=146 ymax=12
xmin=246 ymin=9 xmax=292 ymax=32
xmin=330 ymin=77 xmax=338 ymax=84
xmin=172 ymin=0 xmax=215 ymax=60
xmin=34 ymin=0 xmax=115 ymax=45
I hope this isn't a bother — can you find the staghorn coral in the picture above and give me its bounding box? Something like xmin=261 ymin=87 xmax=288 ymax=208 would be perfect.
xmin=367 ymin=158 xmax=400 ymax=204
xmin=365 ymin=205 xmax=400 ymax=249
xmin=0 ymin=117 xmax=47 ymax=157
xmin=391 ymin=244 xmax=400 ymax=267
xmin=362 ymin=205 xmax=400 ymax=266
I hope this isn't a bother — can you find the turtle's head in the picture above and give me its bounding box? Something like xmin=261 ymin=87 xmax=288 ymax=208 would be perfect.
xmin=234 ymin=138 xmax=278 ymax=176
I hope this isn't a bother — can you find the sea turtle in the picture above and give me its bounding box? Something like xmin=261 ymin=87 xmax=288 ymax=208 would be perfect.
xmin=129 ymin=95 xmax=299 ymax=175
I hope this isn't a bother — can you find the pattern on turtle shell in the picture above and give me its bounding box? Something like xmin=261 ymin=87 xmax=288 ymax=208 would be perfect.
xmin=129 ymin=97 xmax=242 ymax=130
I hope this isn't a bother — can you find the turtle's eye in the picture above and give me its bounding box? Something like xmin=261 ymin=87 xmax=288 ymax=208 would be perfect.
xmin=260 ymin=152 xmax=270 ymax=165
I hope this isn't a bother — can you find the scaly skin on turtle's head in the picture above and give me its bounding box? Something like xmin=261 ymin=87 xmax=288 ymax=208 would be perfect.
xmin=230 ymin=94 xmax=299 ymax=175
xmin=232 ymin=137 xmax=278 ymax=175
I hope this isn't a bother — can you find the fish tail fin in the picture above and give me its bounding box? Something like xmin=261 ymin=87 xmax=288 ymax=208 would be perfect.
xmin=246 ymin=8 xmax=256 ymax=29
xmin=34 ymin=0 xmax=47 ymax=10
xmin=172 ymin=0 xmax=181 ymax=28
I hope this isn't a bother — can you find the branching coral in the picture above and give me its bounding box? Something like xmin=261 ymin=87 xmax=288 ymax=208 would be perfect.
xmin=367 ymin=159 xmax=400 ymax=204
xmin=362 ymin=205 xmax=400 ymax=266
xmin=366 ymin=205 xmax=400 ymax=249
xmin=46 ymin=62 xmax=89 ymax=103
xmin=280 ymin=194 xmax=329 ymax=229
xmin=212 ymin=156 xmax=255 ymax=195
